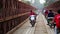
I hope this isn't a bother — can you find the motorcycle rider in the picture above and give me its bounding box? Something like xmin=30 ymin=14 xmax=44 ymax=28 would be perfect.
xmin=45 ymin=10 xmax=48 ymax=18
xmin=47 ymin=10 xmax=54 ymax=25
xmin=29 ymin=10 xmax=37 ymax=27
xmin=53 ymin=10 xmax=60 ymax=34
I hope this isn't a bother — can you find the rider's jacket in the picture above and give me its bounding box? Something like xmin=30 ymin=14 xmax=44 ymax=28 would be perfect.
xmin=48 ymin=12 xmax=54 ymax=17
xmin=54 ymin=14 xmax=60 ymax=28
xmin=29 ymin=11 xmax=36 ymax=16
xmin=45 ymin=10 xmax=48 ymax=15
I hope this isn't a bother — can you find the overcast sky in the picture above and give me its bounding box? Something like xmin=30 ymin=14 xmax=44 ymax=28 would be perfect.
xmin=31 ymin=0 xmax=46 ymax=9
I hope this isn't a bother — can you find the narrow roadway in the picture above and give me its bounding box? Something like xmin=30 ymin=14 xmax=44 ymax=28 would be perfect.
xmin=12 ymin=12 xmax=54 ymax=34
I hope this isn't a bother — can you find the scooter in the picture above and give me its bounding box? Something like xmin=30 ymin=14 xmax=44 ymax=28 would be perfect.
xmin=30 ymin=15 xmax=36 ymax=27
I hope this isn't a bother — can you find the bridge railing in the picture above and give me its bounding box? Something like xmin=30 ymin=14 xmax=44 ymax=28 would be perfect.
xmin=0 ymin=0 xmax=36 ymax=34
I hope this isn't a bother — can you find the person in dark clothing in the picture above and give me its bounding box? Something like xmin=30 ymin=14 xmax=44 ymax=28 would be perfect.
xmin=48 ymin=10 xmax=54 ymax=17
xmin=47 ymin=10 xmax=54 ymax=25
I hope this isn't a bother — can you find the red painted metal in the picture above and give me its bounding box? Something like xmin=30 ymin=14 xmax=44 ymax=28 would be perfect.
xmin=0 ymin=0 xmax=36 ymax=34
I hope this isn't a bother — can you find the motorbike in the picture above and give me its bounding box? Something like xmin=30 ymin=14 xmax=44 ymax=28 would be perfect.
xmin=30 ymin=15 xmax=36 ymax=27
xmin=47 ymin=17 xmax=54 ymax=28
